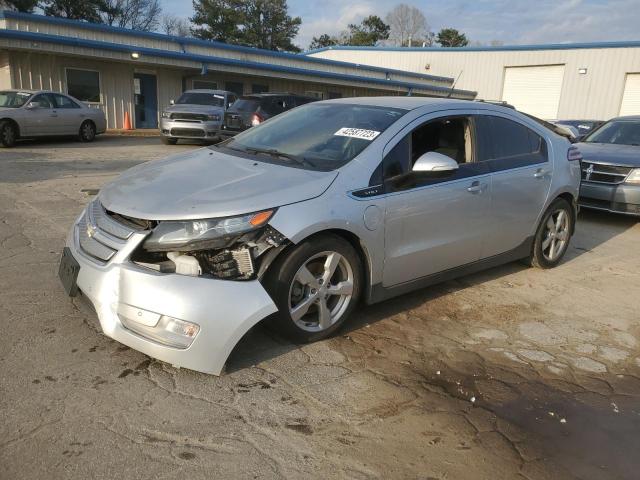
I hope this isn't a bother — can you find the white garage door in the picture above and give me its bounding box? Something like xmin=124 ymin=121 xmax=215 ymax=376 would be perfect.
xmin=502 ymin=65 xmax=565 ymax=119
xmin=620 ymin=73 xmax=640 ymax=116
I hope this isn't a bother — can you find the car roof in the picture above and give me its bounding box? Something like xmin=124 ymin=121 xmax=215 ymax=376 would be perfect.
xmin=241 ymin=93 xmax=314 ymax=98
xmin=0 ymin=89 xmax=74 ymax=96
xmin=184 ymin=89 xmax=232 ymax=95
xmin=609 ymin=115 xmax=640 ymax=121
xmin=320 ymin=96 xmax=502 ymax=112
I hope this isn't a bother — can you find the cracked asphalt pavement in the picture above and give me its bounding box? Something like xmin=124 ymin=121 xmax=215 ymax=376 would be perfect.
xmin=1 ymin=136 xmax=639 ymax=480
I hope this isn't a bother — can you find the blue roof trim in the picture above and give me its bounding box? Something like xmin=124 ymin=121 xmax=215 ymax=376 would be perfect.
xmin=0 ymin=10 xmax=454 ymax=84
xmin=0 ymin=28 xmax=477 ymax=97
xmin=304 ymin=41 xmax=640 ymax=54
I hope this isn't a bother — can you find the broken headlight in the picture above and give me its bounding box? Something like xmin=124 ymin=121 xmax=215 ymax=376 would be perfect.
xmin=143 ymin=209 xmax=274 ymax=252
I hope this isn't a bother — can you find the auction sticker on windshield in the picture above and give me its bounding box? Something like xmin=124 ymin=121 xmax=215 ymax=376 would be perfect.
xmin=334 ymin=127 xmax=381 ymax=141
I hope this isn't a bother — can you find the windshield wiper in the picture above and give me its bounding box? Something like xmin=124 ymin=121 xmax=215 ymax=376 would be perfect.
xmin=245 ymin=147 xmax=315 ymax=168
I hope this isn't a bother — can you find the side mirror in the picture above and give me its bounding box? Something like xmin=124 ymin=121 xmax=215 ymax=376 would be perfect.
xmin=25 ymin=102 xmax=39 ymax=110
xmin=412 ymin=151 xmax=459 ymax=174
xmin=169 ymin=99 xmax=175 ymax=105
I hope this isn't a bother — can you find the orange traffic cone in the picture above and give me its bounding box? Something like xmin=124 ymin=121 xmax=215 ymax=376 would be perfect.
xmin=123 ymin=110 xmax=132 ymax=130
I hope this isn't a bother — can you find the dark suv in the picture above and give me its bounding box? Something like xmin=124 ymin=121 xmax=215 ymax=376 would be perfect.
xmin=221 ymin=93 xmax=315 ymax=136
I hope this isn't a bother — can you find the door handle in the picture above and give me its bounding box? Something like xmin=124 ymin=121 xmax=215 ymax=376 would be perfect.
xmin=534 ymin=168 xmax=550 ymax=178
xmin=467 ymin=181 xmax=482 ymax=193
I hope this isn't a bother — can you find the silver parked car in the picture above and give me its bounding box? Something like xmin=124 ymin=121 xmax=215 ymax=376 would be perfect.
xmin=59 ymin=97 xmax=581 ymax=375
xmin=0 ymin=89 xmax=107 ymax=147
xmin=576 ymin=116 xmax=640 ymax=216
xmin=160 ymin=89 xmax=237 ymax=144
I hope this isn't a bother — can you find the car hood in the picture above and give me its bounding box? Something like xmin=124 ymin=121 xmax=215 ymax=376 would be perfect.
xmin=576 ymin=142 xmax=640 ymax=168
xmin=164 ymin=104 xmax=224 ymax=115
xmin=99 ymin=148 xmax=338 ymax=220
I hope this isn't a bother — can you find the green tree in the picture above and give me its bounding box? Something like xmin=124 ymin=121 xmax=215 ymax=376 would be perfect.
xmin=347 ymin=15 xmax=389 ymax=46
xmin=191 ymin=0 xmax=301 ymax=52
xmin=242 ymin=0 xmax=301 ymax=51
xmin=191 ymin=0 xmax=246 ymax=44
xmin=309 ymin=33 xmax=338 ymax=50
xmin=42 ymin=0 xmax=108 ymax=22
xmin=0 ymin=0 xmax=39 ymax=12
xmin=436 ymin=28 xmax=469 ymax=47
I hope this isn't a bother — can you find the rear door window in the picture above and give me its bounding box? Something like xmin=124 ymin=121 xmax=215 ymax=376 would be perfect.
xmin=260 ymin=97 xmax=286 ymax=115
xmin=53 ymin=94 xmax=81 ymax=109
xmin=229 ymin=98 xmax=259 ymax=112
xmin=475 ymin=115 xmax=548 ymax=171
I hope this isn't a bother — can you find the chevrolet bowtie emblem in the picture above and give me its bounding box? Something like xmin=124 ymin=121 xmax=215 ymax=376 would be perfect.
xmin=86 ymin=222 xmax=97 ymax=238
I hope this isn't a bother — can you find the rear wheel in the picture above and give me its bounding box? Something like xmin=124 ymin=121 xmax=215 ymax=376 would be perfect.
xmin=264 ymin=234 xmax=363 ymax=343
xmin=527 ymin=198 xmax=573 ymax=269
xmin=161 ymin=137 xmax=178 ymax=145
xmin=0 ymin=120 xmax=18 ymax=148
xmin=79 ymin=121 xmax=96 ymax=142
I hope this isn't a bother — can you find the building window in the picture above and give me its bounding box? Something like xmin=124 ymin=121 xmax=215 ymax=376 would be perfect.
xmin=193 ymin=80 xmax=218 ymax=90
xmin=225 ymin=81 xmax=244 ymax=96
xmin=252 ymin=84 xmax=269 ymax=94
xmin=66 ymin=68 xmax=101 ymax=103
xmin=305 ymin=91 xmax=324 ymax=99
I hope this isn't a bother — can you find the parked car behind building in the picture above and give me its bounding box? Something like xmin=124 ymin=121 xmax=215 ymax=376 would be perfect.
xmin=577 ymin=116 xmax=640 ymax=216
xmin=221 ymin=93 xmax=316 ymax=137
xmin=59 ymin=97 xmax=581 ymax=375
xmin=0 ymin=89 xmax=106 ymax=147
xmin=160 ymin=89 xmax=237 ymax=144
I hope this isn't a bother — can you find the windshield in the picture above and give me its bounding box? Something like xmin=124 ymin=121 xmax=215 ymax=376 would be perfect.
xmin=583 ymin=120 xmax=640 ymax=146
xmin=229 ymin=98 xmax=260 ymax=112
xmin=176 ymin=92 xmax=224 ymax=107
xmin=0 ymin=91 xmax=32 ymax=108
xmin=220 ymin=103 xmax=407 ymax=170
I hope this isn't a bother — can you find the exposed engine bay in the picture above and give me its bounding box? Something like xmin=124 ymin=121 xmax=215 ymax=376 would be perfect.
xmin=130 ymin=224 xmax=289 ymax=281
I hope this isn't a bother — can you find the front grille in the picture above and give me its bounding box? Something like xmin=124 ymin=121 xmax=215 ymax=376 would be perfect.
xmin=170 ymin=128 xmax=205 ymax=137
xmin=170 ymin=113 xmax=207 ymax=121
xmin=581 ymin=161 xmax=632 ymax=184
xmin=76 ymin=200 xmax=145 ymax=264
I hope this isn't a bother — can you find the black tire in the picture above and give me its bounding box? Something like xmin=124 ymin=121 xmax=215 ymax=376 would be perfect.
xmin=0 ymin=120 xmax=18 ymax=148
xmin=264 ymin=234 xmax=363 ymax=343
xmin=161 ymin=137 xmax=178 ymax=145
xmin=527 ymin=197 xmax=574 ymax=269
xmin=79 ymin=120 xmax=96 ymax=142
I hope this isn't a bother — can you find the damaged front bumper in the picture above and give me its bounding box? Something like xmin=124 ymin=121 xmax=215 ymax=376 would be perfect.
xmin=63 ymin=206 xmax=278 ymax=375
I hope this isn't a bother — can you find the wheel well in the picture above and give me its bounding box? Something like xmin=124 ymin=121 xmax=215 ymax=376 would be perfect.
xmin=554 ymin=192 xmax=577 ymax=233
xmin=261 ymin=228 xmax=372 ymax=299
xmin=0 ymin=118 xmax=20 ymax=137
xmin=319 ymin=229 xmax=372 ymax=299
xmin=81 ymin=119 xmax=96 ymax=130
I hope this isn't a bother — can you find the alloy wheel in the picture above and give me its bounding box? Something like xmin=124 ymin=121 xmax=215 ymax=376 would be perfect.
xmin=82 ymin=122 xmax=95 ymax=141
xmin=542 ymin=208 xmax=570 ymax=262
xmin=288 ymin=251 xmax=354 ymax=333
xmin=2 ymin=124 xmax=15 ymax=145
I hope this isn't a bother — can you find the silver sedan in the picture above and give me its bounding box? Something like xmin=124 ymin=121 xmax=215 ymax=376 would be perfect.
xmin=0 ymin=89 xmax=106 ymax=147
xmin=59 ymin=97 xmax=581 ymax=375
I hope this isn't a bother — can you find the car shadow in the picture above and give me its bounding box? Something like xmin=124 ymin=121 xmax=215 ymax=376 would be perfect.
xmin=226 ymin=208 xmax=637 ymax=373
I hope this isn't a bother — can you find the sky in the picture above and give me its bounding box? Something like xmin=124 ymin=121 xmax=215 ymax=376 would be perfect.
xmin=161 ymin=0 xmax=640 ymax=50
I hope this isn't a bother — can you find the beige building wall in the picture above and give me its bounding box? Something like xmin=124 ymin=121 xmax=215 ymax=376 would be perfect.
xmin=5 ymin=51 xmax=399 ymax=129
xmin=310 ymin=47 xmax=640 ymax=120
xmin=0 ymin=50 xmax=11 ymax=89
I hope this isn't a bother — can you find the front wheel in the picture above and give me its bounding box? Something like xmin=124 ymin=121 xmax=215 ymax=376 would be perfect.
xmin=264 ymin=234 xmax=363 ymax=343
xmin=0 ymin=120 xmax=18 ymax=148
xmin=527 ymin=198 xmax=574 ymax=269
xmin=79 ymin=121 xmax=96 ymax=142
